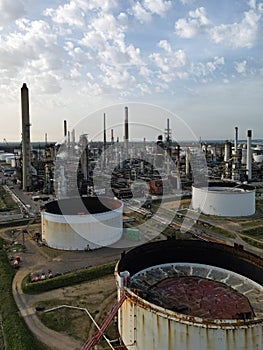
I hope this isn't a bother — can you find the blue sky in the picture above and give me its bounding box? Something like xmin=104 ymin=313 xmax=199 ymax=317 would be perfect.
xmin=0 ymin=0 xmax=262 ymax=142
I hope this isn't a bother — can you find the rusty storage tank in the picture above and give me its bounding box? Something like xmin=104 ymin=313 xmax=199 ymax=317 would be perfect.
xmin=41 ymin=197 xmax=123 ymax=250
xmin=192 ymin=181 xmax=255 ymax=217
xmin=116 ymin=240 xmax=263 ymax=350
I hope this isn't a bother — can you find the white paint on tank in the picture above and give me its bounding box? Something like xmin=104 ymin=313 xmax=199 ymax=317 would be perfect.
xmin=192 ymin=185 xmax=255 ymax=217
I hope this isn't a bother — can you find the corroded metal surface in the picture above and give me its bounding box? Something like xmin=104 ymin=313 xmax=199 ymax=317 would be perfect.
xmin=116 ymin=240 xmax=263 ymax=350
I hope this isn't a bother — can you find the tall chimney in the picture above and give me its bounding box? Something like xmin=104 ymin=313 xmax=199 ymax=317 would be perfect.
xmin=103 ymin=113 xmax=106 ymax=150
xmin=124 ymin=106 xmax=129 ymax=154
xmin=64 ymin=120 xmax=67 ymax=138
xmin=234 ymin=126 xmax=238 ymax=153
xmin=21 ymin=83 xmax=32 ymax=191
xmin=247 ymin=130 xmax=252 ymax=180
xmin=111 ymin=129 xmax=114 ymax=145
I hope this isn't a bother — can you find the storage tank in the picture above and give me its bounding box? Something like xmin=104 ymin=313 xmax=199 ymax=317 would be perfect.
xmin=253 ymin=153 xmax=263 ymax=163
xmin=116 ymin=240 xmax=263 ymax=350
xmin=41 ymin=197 xmax=123 ymax=250
xmin=192 ymin=181 xmax=255 ymax=217
xmin=0 ymin=153 xmax=14 ymax=161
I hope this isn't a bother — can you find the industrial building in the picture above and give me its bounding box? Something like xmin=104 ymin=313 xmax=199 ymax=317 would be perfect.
xmin=116 ymin=240 xmax=263 ymax=350
xmin=192 ymin=181 xmax=256 ymax=217
xmin=41 ymin=197 xmax=123 ymax=250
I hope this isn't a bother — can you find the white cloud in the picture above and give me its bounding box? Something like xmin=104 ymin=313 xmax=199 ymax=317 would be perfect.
xmin=44 ymin=1 xmax=85 ymax=27
xmin=0 ymin=0 xmax=25 ymax=26
xmin=143 ymin=0 xmax=172 ymax=17
xmin=131 ymin=0 xmax=172 ymax=23
xmin=150 ymin=48 xmax=187 ymax=74
xmin=175 ymin=7 xmax=210 ymax=38
xmin=158 ymin=40 xmax=172 ymax=52
xmin=131 ymin=2 xmax=152 ymax=23
xmin=210 ymin=9 xmax=261 ymax=48
xmin=235 ymin=60 xmax=247 ymax=74
xmin=190 ymin=56 xmax=225 ymax=81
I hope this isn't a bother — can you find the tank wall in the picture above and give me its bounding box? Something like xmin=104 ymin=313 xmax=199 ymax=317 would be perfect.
xmin=41 ymin=205 xmax=123 ymax=250
xmin=118 ymin=292 xmax=263 ymax=350
xmin=192 ymin=186 xmax=255 ymax=216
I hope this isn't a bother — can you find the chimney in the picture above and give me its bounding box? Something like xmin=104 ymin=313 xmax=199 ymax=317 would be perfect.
xmin=234 ymin=126 xmax=238 ymax=153
xmin=124 ymin=106 xmax=129 ymax=154
xmin=64 ymin=120 xmax=67 ymax=138
xmin=246 ymin=130 xmax=252 ymax=180
xmin=103 ymin=113 xmax=106 ymax=150
xmin=111 ymin=129 xmax=114 ymax=145
xmin=21 ymin=83 xmax=32 ymax=191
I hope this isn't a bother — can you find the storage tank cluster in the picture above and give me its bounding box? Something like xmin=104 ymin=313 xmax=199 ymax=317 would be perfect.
xmin=41 ymin=197 xmax=123 ymax=250
xmin=116 ymin=240 xmax=263 ymax=350
xmin=192 ymin=181 xmax=255 ymax=217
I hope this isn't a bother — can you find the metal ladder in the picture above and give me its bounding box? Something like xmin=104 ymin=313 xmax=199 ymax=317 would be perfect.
xmin=81 ymin=293 xmax=127 ymax=350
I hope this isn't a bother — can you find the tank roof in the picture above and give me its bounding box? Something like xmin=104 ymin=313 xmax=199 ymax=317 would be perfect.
xmin=44 ymin=196 xmax=122 ymax=215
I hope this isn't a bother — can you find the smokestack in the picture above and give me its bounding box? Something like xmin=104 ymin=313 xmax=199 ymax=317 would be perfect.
xmin=71 ymin=129 xmax=75 ymax=144
xmin=124 ymin=106 xmax=129 ymax=153
xmin=247 ymin=130 xmax=252 ymax=180
xmin=21 ymin=83 xmax=32 ymax=191
xmin=103 ymin=113 xmax=106 ymax=150
xmin=166 ymin=118 xmax=171 ymax=143
xmin=224 ymin=140 xmax=231 ymax=162
xmin=111 ymin=129 xmax=114 ymax=145
xmin=234 ymin=126 xmax=238 ymax=153
xmin=64 ymin=120 xmax=67 ymax=138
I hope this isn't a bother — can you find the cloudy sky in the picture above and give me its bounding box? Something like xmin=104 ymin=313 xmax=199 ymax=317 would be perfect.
xmin=0 ymin=0 xmax=263 ymax=142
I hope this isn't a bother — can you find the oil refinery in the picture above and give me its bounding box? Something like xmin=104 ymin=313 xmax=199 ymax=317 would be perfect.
xmin=0 ymin=83 xmax=263 ymax=350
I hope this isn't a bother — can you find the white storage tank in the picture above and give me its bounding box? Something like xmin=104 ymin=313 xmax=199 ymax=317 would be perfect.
xmin=41 ymin=196 xmax=123 ymax=250
xmin=116 ymin=240 xmax=263 ymax=350
xmin=192 ymin=182 xmax=255 ymax=217
xmin=0 ymin=153 xmax=14 ymax=161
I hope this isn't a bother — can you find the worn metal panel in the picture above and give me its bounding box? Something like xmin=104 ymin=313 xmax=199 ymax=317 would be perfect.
xmin=118 ymin=289 xmax=263 ymax=350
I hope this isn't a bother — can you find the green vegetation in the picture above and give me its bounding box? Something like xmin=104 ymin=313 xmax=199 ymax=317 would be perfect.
xmin=240 ymin=235 xmax=263 ymax=250
xmin=240 ymin=226 xmax=263 ymax=240
xmin=22 ymin=262 xmax=116 ymax=294
xmin=0 ymin=238 xmax=48 ymax=350
xmin=0 ymin=186 xmax=18 ymax=212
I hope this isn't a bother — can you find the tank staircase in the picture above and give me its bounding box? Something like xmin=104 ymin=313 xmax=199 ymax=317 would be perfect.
xmin=81 ymin=293 xmax=127 ymax=350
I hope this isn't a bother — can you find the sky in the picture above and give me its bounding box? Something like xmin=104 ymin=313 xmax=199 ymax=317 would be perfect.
xmin=0 ymin=0 xmax=263 ymax=142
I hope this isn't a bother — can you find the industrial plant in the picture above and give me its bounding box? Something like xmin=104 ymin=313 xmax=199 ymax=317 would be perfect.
xmin=0 ymin=83 xmax=263 ymax=350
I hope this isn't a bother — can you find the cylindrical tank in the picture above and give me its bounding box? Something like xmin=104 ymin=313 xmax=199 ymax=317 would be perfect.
xmin=41 ymin=197 xmax=123 ymax=250
xmin=0 ymin=153 xmax=14 ymax=161
xmin=192 ymin=182 xmax=255 ymax=216
xmin=253 ymin=153 xmax=263 ymax=163
xmin=116 ymin=240 xmax=263 ymax=350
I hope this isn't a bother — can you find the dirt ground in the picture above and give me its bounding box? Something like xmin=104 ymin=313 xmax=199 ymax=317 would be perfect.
xmin=33 ymin=275 xmax=118 ymax=349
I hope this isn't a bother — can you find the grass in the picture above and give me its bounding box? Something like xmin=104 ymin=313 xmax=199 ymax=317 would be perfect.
xmin=240 ymin=226 xmax=263 ymax=240
xmin=240 ymin=235 xmax=263 ymax=250
xmin=0 ymin=185 xmax=18 ymax=212
xmin=0 ymin=238 xmax=49 ymax=350
xmin=22 ymin=262 xmax=116 ymax=294
xmin=36 ymin=276 xmax=118 ymax=345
